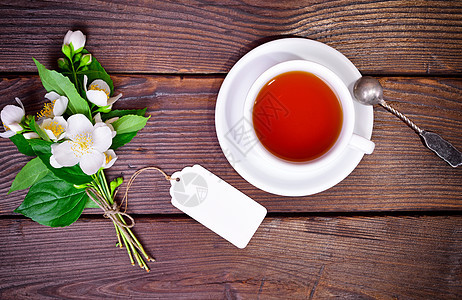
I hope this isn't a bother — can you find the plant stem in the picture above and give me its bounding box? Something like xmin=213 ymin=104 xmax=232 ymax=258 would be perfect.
xmin=113 ymin=222 xmax=122 ymax=248
xmin=120 ymin=230 xmax=135 ymax=265
xmin=70 ymin=58 xmax=79 ymax=92
xmin=90 ymin=169 xmax=151 ymax=271
xmin=68 ymin=56 xmax=92 ymax=121
xmin=97 ymin=170 xmax=112 ymax=203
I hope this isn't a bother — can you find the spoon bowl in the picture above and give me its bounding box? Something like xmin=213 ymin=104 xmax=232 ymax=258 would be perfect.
xmin=353 ymin=76 xmax=383 ymax=106
xmin=352 ymin=76 xmax=462 ymax=167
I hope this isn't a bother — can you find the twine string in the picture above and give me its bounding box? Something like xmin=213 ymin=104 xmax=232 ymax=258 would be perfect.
xmin=85 ymin=187 xmax=135 ymax=228
xmin=85 ymin=167 xmax=177 ymax=231
xmin=121 ymin=167 xmax=178 ymax=212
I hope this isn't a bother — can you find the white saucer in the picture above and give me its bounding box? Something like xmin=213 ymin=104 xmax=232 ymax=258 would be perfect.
xmin=215 ymin=38 xmax=373 ymax=196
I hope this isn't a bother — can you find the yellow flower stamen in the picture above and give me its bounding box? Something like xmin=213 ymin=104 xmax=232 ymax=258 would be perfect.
xmin=70 ymin=133 xmax=93 ymax=157
xmin=2 ymin=122 xmax=10 ymax=131
xmin=37 ymin=100 xmax=56 ymax=118
xmin=43 ymin=121 xmax=65 ymax=138
xmin=105 ymin=153 xmax=112 ymax=164
xmin=89 ymin=84 xmax=109 ymax=97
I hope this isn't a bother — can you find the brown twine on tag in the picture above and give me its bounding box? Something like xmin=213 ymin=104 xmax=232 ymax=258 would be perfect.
xmin=120 ymin=166 xmax=178 ymax=213
xmin=121 ymin=167 xmax=176 ymax=210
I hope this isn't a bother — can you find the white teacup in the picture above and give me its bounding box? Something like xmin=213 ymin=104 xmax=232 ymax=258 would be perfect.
xmin=243 ymin=60 xmax=374 ymax=173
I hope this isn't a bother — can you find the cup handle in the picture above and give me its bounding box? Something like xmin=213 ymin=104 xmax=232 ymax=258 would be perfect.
xmin=348 ymin=134 xmax=375 ymax=154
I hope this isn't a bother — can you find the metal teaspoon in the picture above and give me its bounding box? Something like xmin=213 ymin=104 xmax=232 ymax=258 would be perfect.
xmin=353 ymin=76 xmax=462 ymax=167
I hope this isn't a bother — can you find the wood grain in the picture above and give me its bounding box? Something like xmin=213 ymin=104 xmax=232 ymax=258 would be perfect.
xmin=0 ymin=216 xmax=460 ymax=299
xmin=1 ymin=75 xmax=461 ymax=215
xmin=0 ymin=0 xmax=461 ymax=74
xmin=1 ymin=2 xmax=460 ymax=298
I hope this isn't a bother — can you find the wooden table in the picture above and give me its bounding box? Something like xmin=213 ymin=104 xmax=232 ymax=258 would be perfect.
xmin=1 ymin=1 xmax=461 ymax=298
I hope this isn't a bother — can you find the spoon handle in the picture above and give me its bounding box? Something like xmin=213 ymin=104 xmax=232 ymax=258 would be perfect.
xmin=420 ymin=131 xmax=462 ymax=167
xmin=379 ymin=99 xmax=423 ymax=134
xmin=379 ymin=99 xmax=462 ymax=167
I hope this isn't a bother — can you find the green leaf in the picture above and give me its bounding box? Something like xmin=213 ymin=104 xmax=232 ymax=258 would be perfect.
xmin=77 ymin=52 xmax=113 ymax=95
xmin=29 ymin=118 xmax=50 ymax=142
xmin=112 ymin=114 xmax=150 ymax=135
xmin=101 ymin=108 xmax=147 ymax=121
xmin=111 ymin=132 xmax=138 ymax=150
xmin=84 ymin=196 xmax=100 ymax=209
xmin=9 ymin=157 xmax=51 ymax=194
xmin=28 ymin=139 xmax=92 ymax=185
xmin=109 ymin=113 xmax=149 ymax=149
xmin=14 ymin=172 xmax=88 ymax=227
xmin=9 ymin=134 xmax=35 ymax=156
xmin=33 ymin=58 xmax=91 ymax=118
xmin=110 ymin=177 xmax=123 ymax=197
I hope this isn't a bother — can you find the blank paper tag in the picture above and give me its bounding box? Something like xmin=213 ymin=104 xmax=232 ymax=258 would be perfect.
xmin=169 ymin=165 xmax=267 ymax=248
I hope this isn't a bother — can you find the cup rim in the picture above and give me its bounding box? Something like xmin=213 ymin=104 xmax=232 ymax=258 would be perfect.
xmin=243 ymin=59 xmax=355 ymax=172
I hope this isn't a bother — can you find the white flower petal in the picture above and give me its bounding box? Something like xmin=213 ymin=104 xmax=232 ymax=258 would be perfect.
xmin=106 ymin=120 xmax=117 ymax=138
xmin=42 ymin=117 xmax=66 ymax=140
xmin=53 ymin=116 xmax=67 ymax=127
xmin=44 ymin=128 xmax=57 ymax=141
xmin=108 ymin=124 xmax=116 ymax=138
xmin=51 ymin=143 xmax=59 ymax=153
xmin=53 ymin=96 xmax=68 ymax=116
xmin=69 ymin=31 xmax=86 ymax=51
xmin=63 ymin=30 xmax=73 ymax=46
xmin=52 ymin=141 xmax=80 ymax=167
xmin=66 ymin=114 xmax=93 ymax=139
xmin=40 ymin=118 xmax=52 ymax=128
xmin=89 ymin=79 xmax=111 ymax=95
xmin=23 ymin=132 xmax=39 ymax=139
xmin=50 ymin=155 xmax=63 ymax=168
xmin=106 ymin=117 xmax=119 ymax=124
xmin=0 ymin=130 xmax=15 ymax=138
xmin=15 ymin=97 xmax=25 ymax=111
xmin=83 ymin=75 xmax=89 ymax=92
xmin=94 ymin=122 xmax=106 ymax=129
xmin=8 ymin=122 xmax=23 ymax=133
xmin=107 ymin=93 xmax=122 ymax=106
xmin=53 ymin=142 xmax=80 ymax=167
xmin=92 ymin=126 xmax=112 ymax=152
xmin=56 ymin=134 xmax=66 ymax=141
xmin=79 ymin=150 xmax=104 ymax=175
xmin=44 ymin=91 xmax=60 ymax=102
xmin=94 ymin=112 xmax=103 ymax=123
xmin=94 ymin=121 xmax=116 ymax=138
xmin=40 ymin=116 xmax=67 ymax=135
xmin=1 ymin=104 xmax=24 ymax=125
xmin=86 ymin=90 xmax=108 ymax=106
xmin=102 ymin=149 xmax=117 ymax=169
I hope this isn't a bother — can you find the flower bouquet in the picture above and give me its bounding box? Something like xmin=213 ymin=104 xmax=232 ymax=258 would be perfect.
xmin=1 ymin=30 xmax=152 ymax=271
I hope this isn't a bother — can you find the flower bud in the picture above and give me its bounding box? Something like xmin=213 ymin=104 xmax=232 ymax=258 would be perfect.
xmin=73 ymin=183 xmax=90 ymax=189
xmin=73 ymin=53 xmax=82 ymax=63
xmin=24 ymin=115 xmax=35 ymax=125
xmin=57 ymin=58 xmax=68 ymax=69
xmin=80 ymin=54 xmax=92 ymax=66
xmin=63 ymin=30 xmax=86 ymax=53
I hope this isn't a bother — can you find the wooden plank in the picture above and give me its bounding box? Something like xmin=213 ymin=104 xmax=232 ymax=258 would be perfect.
xmin=1 ymin=76 xmax=461 ymax=215
xmin=0 ymin=215 xmax=461 ymax=299
xmin=0 ymin=0 xmax=461 ymax=74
